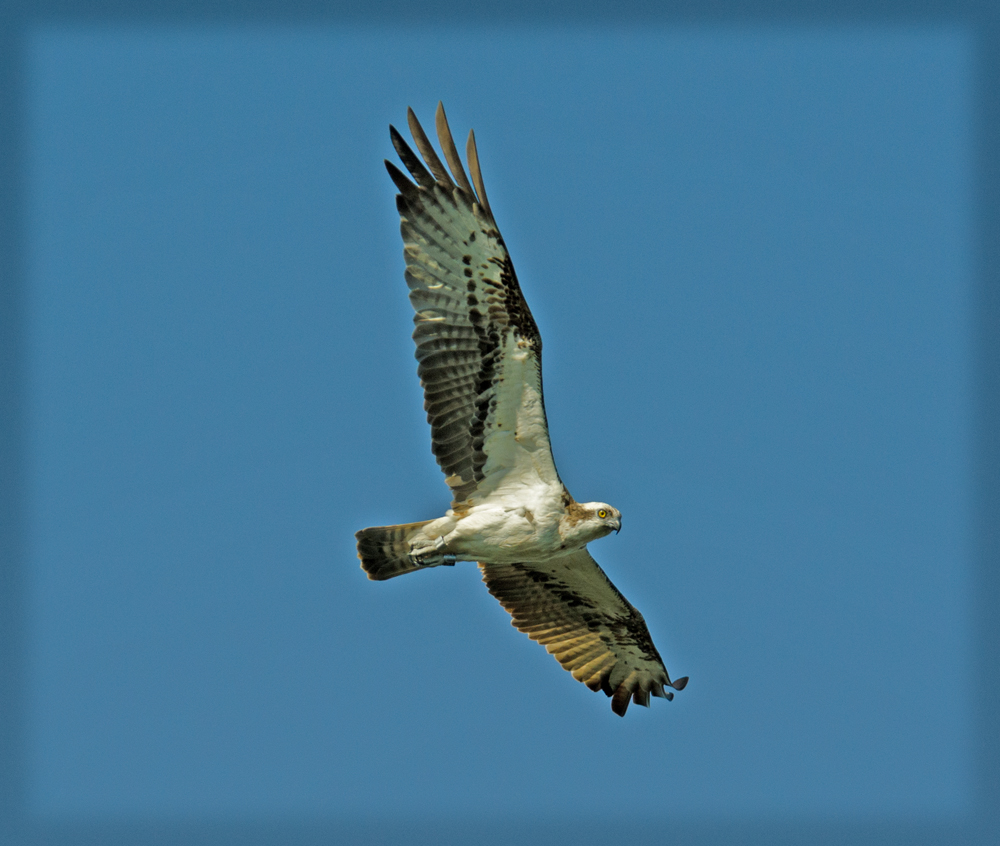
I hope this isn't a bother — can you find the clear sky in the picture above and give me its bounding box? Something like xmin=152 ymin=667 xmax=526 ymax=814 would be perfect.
xmin=25 ymin=26 xmax=972 ymax=823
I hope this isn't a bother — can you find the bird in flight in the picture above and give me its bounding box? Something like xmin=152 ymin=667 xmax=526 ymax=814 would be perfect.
xmin=356 ymin=103 xmax=687 ymax=716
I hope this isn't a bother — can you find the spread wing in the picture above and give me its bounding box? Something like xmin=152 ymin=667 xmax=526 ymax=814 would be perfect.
xmin=386 ymin=103 xmax=561 ymax=505
xmin=479 ymin=549 xmax=688 ymax=716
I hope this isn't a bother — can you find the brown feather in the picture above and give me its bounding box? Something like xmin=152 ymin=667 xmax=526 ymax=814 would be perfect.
xmin=407 ymin=106 xmax=453 ymax=187
xmin=466 ymin=128 xmax=493 ymax=218
xmin=435 ymin=102 xmax=477 ymax=199
xmin=479 ymin=549 xmax=686 ymax=716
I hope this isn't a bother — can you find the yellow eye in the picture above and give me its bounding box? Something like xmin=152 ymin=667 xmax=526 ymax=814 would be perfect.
xmin=597 ymin=509 xmax=607 ymax=518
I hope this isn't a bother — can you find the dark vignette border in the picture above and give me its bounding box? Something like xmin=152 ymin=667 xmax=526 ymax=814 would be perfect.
xmin=0 ymin=2 xmax=995 ymax=845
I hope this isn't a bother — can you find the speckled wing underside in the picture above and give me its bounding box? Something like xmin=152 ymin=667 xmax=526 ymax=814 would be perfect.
xmin=479 ymin=549 xmax=688 ymax=716
xmin=386 ymin=103 xmax=561 ymax=505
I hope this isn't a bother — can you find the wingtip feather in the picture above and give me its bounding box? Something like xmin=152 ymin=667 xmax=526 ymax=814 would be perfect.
xmin=390 ymin=125 xmax=436 ymax=188
xmin=407 ymin=105 xmax=453 ymax=186
xmin=385 ymin=159 xmax=416 ymax=194
xmin=466 ymin=128 xmax=493 ymax=218
xmin=435 ymin=102 xmax=476 ymax=198
xmin=611 ymin=683 xmax=631 ymax=716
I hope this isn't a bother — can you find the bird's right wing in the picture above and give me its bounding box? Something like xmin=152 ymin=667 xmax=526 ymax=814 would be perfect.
xmin=386 ymin=103 xmax=563 ymax=506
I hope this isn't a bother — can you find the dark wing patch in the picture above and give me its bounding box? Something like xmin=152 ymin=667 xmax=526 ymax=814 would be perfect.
xmin=387 ymin=102 xmax=553 ymax=504
xmin=479 ymin=549 xmax=687 ymax=716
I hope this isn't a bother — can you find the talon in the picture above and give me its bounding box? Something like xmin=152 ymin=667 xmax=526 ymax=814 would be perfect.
xmin=408 ymin=547 xmax=457 ymax=568
xmin=408 ymin=552 xmax=436 ymax=567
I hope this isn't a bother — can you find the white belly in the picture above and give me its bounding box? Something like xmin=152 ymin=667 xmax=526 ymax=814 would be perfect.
xmin=440 ymin=502 xmax=564 ymax=564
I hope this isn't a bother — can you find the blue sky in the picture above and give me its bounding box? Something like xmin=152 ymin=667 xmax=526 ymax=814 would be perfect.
xmin=25 ymin=26 xmax=972 ymax=822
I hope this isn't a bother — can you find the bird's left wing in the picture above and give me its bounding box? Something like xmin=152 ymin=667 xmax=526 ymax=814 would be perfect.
xmin=479 ymin=549 xmax=688 ymax=716
xmin=386 ymin=103 xmax=563 ymax=507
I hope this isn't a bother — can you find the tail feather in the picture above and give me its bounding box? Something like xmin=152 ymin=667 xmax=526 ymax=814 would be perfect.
xmin=356 ymin=521 xmax=434 ymax=580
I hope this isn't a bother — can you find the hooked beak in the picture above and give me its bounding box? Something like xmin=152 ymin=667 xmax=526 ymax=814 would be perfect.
xmin=612 ymin=518 xmax=622 ymax=534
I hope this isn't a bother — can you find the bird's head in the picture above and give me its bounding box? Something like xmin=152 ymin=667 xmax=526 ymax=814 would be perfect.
xmin=563 ymin=501 xmax=622 ymax=545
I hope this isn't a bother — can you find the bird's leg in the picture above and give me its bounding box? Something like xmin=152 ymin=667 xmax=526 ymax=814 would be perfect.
xmin=408 ymin=535 xmax=457 ymax=568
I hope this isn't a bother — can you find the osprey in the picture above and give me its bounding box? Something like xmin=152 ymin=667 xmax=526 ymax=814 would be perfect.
xmin=356 ymin=103 xmax=688 ymax=716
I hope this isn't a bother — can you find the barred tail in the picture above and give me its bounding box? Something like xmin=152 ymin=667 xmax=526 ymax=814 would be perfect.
xmin=355 ymin=521 xmax=434 ymax=580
